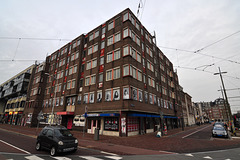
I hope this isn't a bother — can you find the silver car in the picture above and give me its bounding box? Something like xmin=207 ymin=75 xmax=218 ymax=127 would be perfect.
xmin=212 ymin=125 xmax=228 ymax=138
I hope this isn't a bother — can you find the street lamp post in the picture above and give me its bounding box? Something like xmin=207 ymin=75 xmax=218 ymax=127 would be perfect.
xmin=45 ymin=73 xmax=57 ymax=126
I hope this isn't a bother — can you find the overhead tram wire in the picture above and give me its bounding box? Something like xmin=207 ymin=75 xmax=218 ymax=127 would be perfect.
xmin=159 ymin=45 xmax=240 ymax=65
xmin=158 ymin=29 xmax=240 ymax=65
xmin=174 ymin=65 xmax=240 ymax=80
xmin=194 ymin=30 xmax=240 ymax=53
xmin=0 ymin=37 xmax=71 ymax=41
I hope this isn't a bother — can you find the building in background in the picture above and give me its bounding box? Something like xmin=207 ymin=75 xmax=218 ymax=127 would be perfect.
xmin=193 ymin=102 xmax=204 ymax=124
xmin=0 ymin=65 xmax=35 ymax=124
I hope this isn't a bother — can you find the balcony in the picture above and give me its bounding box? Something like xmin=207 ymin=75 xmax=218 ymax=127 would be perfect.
xmin=66 ymin=105 xmax=75 ymax=112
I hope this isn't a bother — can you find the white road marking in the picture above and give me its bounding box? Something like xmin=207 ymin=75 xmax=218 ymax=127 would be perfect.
xmin=0 ymin=139 xmax=30 ymax=154
xmin=185 ymin=154 xmax=194 ymax=157
xmin=203 ymin=156 xmax=213 ymax=159
xmin=52 ymin=157 xmax=72 ymax=160
xmin=105 ymin=156 xmax=122 ymax=160
xmin=182 ymin=125 xmax=212 ymax=138
xmin=101 ymin=151 xmax=118 ymax=156
xmin=159 ymin=150 xmax=178 ymax=154
xmin=225 ymin=159 xmax=231 ymax=160
xmin=79 ymin=156 xmax=103 ymax=160
xmin=25 ymin=155 xmax=44 ymax=160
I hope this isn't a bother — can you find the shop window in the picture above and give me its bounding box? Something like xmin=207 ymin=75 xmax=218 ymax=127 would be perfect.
xmin=104 ymin=117 xmax=119 ymax=131
xmin=127 ymin=117 xmax=139 ymax=132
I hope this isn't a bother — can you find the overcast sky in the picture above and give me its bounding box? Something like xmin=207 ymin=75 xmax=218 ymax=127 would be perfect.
xmin=0 ymin=0 xmax=239 ymax=113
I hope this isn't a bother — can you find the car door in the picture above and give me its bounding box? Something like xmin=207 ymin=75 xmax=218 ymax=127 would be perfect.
xmin=39 ymin=129 xmax=48 ymax=148
xmin=45 ymin=129 xmax=54 ymax=149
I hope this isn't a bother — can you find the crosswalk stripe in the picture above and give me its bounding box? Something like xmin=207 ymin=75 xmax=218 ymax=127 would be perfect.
xmin=105 ymin=156 xmax=122 ymax=160
xmin=79 ymin=156 xmax=103 ymax=160
xmin=203 ymin=156 xmax=213 ymax=159
xmin=25 ymin=155 xmax=44 ymax=160
xmin=52 ymin=156 xmax=72 ymax=160
xmin=185 ymin=154 xmax=193 ymax=157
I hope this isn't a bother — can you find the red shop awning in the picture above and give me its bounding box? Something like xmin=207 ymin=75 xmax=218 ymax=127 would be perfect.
xmin=57 ymin=112 xmax=74 ymax=115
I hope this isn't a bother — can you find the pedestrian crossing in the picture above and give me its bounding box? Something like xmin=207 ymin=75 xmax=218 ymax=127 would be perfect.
xmin=3 ymin=154 xmax=122 ymax=160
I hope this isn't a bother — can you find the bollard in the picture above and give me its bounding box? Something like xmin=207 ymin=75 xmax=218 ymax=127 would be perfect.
xmin=94 ymin=128 xmax=99 ymax=141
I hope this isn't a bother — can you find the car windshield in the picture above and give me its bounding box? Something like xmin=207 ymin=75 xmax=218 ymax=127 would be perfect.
xmin=55 ymin=129 xmax=73 ymax=137
xmin=213 ymin=126 xmax=225 ymax=131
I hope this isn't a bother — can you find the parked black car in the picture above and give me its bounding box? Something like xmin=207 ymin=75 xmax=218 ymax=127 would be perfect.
xmin=36 ymin=125 xmax=78 ymax=156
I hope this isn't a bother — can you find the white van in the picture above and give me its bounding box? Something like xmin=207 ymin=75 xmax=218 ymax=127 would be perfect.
xmin=73 ymin=115 xmax=85 ymax=126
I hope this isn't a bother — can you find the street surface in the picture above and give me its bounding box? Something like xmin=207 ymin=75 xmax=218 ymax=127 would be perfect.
xmin=1 ymin=124 xmax=240 ymax=159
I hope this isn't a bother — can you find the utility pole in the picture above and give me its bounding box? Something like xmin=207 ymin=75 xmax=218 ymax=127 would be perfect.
xmin=214 ymin=67 xmax=234 ymax=133
xmin=220 ymin=86 xmax=229 ymax=122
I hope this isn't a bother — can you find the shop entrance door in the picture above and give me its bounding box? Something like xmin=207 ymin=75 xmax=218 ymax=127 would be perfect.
xmin=67 ymin=117 xmax=73 ymax=129
xmin=91 ymin=119 xmax=100 ymax=134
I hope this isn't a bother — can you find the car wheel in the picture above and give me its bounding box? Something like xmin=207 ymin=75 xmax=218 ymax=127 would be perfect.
xmin=35 ymin=142 xmax=41 ymax=151
xmin=50 ymin=146 xmax=57 ymax=156
xmin=72 ymin=149 xmax=77 ymax=153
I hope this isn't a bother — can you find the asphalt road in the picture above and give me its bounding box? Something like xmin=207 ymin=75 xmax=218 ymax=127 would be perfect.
xmin=1 ymin=124 xmax=240 ymax=160
xmin=0 ymin=129 xmax=119 ymax=159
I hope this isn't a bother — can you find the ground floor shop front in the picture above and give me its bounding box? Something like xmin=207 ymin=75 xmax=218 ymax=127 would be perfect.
xmin=24 ymin=111 xmax=181 ymax=137
xmin=82 ymin=112 xmax=180 ymax=137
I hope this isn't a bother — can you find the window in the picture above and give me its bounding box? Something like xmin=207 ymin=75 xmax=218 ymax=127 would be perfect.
xmin=77 ymin=94 xmax=81 ymax=104
xmin=123 ymin=45 xmax=131 ymax=56
xmin=105 ymin=88 xmax=120 ymax=101
xmin=107 ymin=32 xmax=121 ymax=46
xmin=97 ymin=90 xmax=102 ymax=102
xmin=123 ymin=28 xmax=131 ymax=38
xmin=108 ymin=21 xmax=114 ymax=31
xmin=60 ymin=97 xmax=64 ymax=106
xmin=105 ymin=90 xmax=111 ymax=101
xmin=149 ymin=93 xmax=153 ymax=104
xmin=147 ymin=60 xmax=154 ymax=72
xmin=77 ymin=39 xmax=81 ymax=46
xmin=102 ymin=27 xmax=106 ymax=35
xmin=59 ymin=58 xmax=65 ymax=67
xmin=123 ymin=87 xmax=130 ymax=99
xmin=71 ymin=52 xmax=79 ymax=61
xmin=131 ymin=47 xmax=141 ymax=63
xmin=106 ymin=67 xmax=120 ymax=81
xmin=85 ymin=74 xmax=96 ymax=86
xmin=84 ymin=94 xmax=89 ymax=104
xmin=104 ymin=117 xmax=119 ymax=131
xmin=113 ymin=88 xmax=120 ymax=101
xmin=139 ymin=90 xmax=143 ymax=102
xmin=115 ymin=32 xmax=121 ymax=42
xmin=69 ymin=65 xmax=77 ymax=75
xmin=148 ymin=76 xmax=155 ymax=88
xmin=123 ymin=65 xmax=130 ymax=76
xmin=107 ymin=36 xmax=113 ymax=46
xmin=89 ymin=92 xmax=94 ymax=103
xmin=132 ymin=88 xmax=137 ymax=101
xmin=67 ymin=79 xmax=75 ymax=89
xmin=88 ymin=43 xmax=98 ymax=55
xmin=107 ymin=49 xmax=120 ymax=63
xmin=99 ymin=73 xmax=103 ymax=82
xmin=114 ymin=68 xmax=120 ymax=79
xmin=101 ymin=41 xmax=105 ymax=49
xmin=86 ymin=58 xmax=97 ymax=70
xmin=161 ymin=74 xmax=166 ymax=83
xmin=123 ymin=12 xmax=129 ymax=21
xmin=100 ymin=57 xmax=104 ymax=65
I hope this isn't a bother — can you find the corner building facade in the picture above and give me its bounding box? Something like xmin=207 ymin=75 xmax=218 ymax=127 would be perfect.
xmin=25 ymin=8 xmax=182 ymax=136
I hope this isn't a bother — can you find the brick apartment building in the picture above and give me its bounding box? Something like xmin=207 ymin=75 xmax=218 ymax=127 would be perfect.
xmin=10 ymin=8 xmax=183 ymax=136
